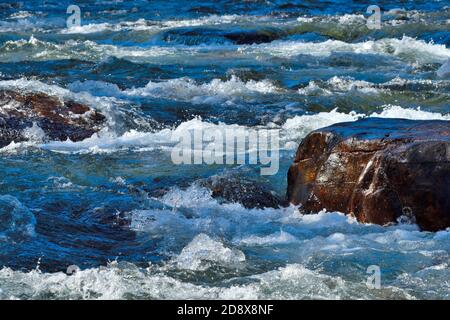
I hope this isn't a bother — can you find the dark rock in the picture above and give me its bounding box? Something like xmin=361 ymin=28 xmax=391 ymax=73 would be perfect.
xmin=162 ymin=27 xmax=285 ymax=46
xmin=287 ymin=117 xmax=450 ymax=231
xmin=0 ymin=90 xmax=106 ymax=148
xmin=200 ymin=175 xmax=285 ymax=209
xmin=223 ymin=28 xmax=285 ymax=45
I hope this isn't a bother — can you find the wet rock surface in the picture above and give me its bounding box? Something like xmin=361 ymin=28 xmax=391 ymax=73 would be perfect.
xmin=0 ymin=90 xmax=105 ymax=148
xmin=287 ymin=117 xmax=450 ymax=231
xmin=199 ymin=175 xmax=285 ymax=209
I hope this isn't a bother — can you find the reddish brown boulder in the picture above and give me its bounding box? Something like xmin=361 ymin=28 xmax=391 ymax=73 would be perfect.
xmin=0 ymin=90 xmax=105 ymax=148
xmin=287 ymin=117 xmax=450 ymax=231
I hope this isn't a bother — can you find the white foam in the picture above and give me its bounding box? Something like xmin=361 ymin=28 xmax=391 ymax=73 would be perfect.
xmin=2 ymin=36 xmax=449 ymax=65
xmin=8 ymin=11 xmax=35 ymax=19
xmin=0 ymin=261 xmax=261 ymax=299
xmin=69 ymin=76 xmax=281 ymax=105
xmin=0 ymin=260 xmax=417 ymax=299
xmin=298 ymin=76 xmax=382 ymax=96
xmin=0 ymin=37 xmax=180 ymax=63
xmin=60 ymin=15 xmax=258 ymax=34
xmin=281 ymin=105 xmax=450 ymax=150
xmin=39 ymin=116 xmax=247 ymax=154
xmin=62 ymin=23 xmax=121 ymax=34
xmin=19 ymin=104 xmax=450 ymax=154
xmin=174 ymin=233 xmax=245 ymax=271
xmin=281 ymin=108 xmax=364 ymax=149
xmin=237 ymin=230 xmax=298 ymax=245
xmin=0 ymin=78 xmax=448 ymax=154
xmin=0 ymin=19 xmax=45 ymax=33
xmin=244 ymin=36 xmax=450 ymax=64
xmin=45 ymin=176 xmax=82 ymax=191
xmin=369 ymin=105 xmax=450 ymax=120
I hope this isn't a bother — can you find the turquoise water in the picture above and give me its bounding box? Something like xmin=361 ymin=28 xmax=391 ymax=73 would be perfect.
xmin=0 ymin=0 xmax=449 ymax=299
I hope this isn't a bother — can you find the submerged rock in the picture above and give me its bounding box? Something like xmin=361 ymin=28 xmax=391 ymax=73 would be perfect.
xmin=161 ymin=27 xmax=285 ymax=46
xmin=223 ymin=28 xmax=286 ymax=45
xmin=199 ymin=175 xmax=285 ymax=209
xmin=0 ymin=90 xmax=105 ymax=148
xmin=287 ymin=117 xmax=450 ymax=231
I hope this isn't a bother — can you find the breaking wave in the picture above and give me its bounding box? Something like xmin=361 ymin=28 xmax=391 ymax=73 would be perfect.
xmin=68 ymin=76 xmax=281 ymax=105
xmin=1 ymin=36 xmax=449 ymax=65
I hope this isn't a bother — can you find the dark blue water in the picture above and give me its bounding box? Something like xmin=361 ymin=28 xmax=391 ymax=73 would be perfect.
xmin=0 ymin=0 xmax=448 ymax=299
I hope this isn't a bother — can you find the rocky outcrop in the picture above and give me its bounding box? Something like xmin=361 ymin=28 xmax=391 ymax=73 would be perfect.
xmin=0 ymin=90 xmax=105 ymax=148
xmin=287 ymin=117 xmax=450 ymax=231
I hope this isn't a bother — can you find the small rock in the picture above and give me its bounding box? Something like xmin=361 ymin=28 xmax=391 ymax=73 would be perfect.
xmin=199 ymin=175 xmax=285 ymax=209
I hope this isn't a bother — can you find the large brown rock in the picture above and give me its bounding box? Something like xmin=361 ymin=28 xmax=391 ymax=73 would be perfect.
xmin=0 ymin=90 xmax=105 ymax=148
xmin=287 ymin=117 xmax=450 ymax=231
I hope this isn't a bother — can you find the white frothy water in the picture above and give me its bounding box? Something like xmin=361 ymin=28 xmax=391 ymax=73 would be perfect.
xmin=1 ymin=36 xmax=449 ymax=65
xmin=38 ymin=105 xmax=448 ymax=155
xmin=0 ymin=261 xmax=421 ymax=300
xmin=174 ymin=233 xmax=246 ymax=271
xmin=0 ymin=77 xmax=448 ymax=155
xmin=1 ymin=184 xmax=447 ymax=299
xmin=61 ymin=15 xmax=261 ymax=34
xmin=241 ymin=36 xmax=450 ymax=64
xmin=69 ymin=76 xmax=281 ymax=105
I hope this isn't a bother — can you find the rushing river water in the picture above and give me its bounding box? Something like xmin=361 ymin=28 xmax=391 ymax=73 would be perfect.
xmin=0 ymin=0 xmax=449 ymax=299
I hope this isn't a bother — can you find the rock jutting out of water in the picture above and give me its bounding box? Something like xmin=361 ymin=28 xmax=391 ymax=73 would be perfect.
xmin=0 ymin=90 xmax=106 ymax=148
xmin=287 ymin=117 xmax=450 ymax=231
xmin=198 ymin=175 xmax=286 ymax=209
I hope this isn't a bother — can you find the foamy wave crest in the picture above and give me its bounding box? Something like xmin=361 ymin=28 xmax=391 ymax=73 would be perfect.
xmin=173 ymin=233 xmax=245 ymax=271
xmin=298 ymin=76 xmax=382 ymax=96
xmin=39 ymin=117 xmax=246 ymax=154
xmin=0 ymin=78 xmax=447 ymax=154
xmin=0 ymin=37 xmax=180 ymax=63
xmin=3 ymin=36 xmax=449 ymax=65
xmin=60 ymin=15 xmax=255 ymax=34
xmin=61 ymin=15 xmax=259 ymax=34
xmin=236 ymin=230 xmax=299 ymax=246
xmin=69 ymin=76 xmax=281 ymax=105
xmin=26 ymin=104 xmax=450 ymax=154
xmin=370 ymin=105 xmax=450 ymax=120
xmin=0 ymin=261 xmax=419 ymax=299
xmin=38 ymin=105 xmax=338 ymax=154
xmin=281 ymin=109 xmax=364 ymax=149
xmin=244 ymin=36 xmax=450 ymax=64
xmin=280 ymin=105 xmax=449 ymax=149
